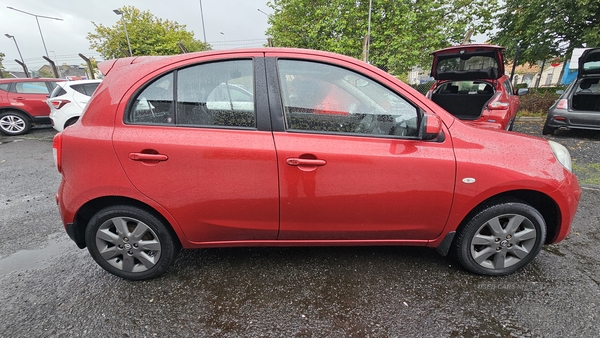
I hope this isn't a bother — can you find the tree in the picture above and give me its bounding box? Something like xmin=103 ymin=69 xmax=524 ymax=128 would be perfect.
xmin=492 ymin=0 xmax=600 ymax=65
xmin=266 ymin=0 xmax=498 ymax=74
xmin=0 ymin=52 xmax=6 ymax=78
xmin=87 ymin=6 xmax=210 ymax=59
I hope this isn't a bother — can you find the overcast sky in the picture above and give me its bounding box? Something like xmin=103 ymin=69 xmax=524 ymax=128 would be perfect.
xmin=0 ymin=0 xmax=272 ymax=71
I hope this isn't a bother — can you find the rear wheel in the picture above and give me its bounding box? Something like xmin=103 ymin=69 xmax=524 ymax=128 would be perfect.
xmin=542 ymin=125 xmax=556 ymax=135
xmin=453 ymin=200 xmax=546 ymax=275
xmin=85 ymin=205 xmax=180 ymax=280
xmin=0 ymin=111 xmax=31 ymax=136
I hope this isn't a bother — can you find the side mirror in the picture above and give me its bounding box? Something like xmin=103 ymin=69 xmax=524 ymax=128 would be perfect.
xmin=420 ymin=113 xmax=443 ymax=141
xmin=517 ymin=88 xmax=529 ymax=96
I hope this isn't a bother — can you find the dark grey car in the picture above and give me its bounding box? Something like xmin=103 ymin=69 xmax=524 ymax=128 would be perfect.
xmin=543 ymin=48 xmax=600 ymax=135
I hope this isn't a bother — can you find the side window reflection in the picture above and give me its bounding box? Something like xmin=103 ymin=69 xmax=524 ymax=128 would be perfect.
xmin=128 ymin=60 xmax=255 ymax=128
xmin=278 ymin=60 xmax=419 ymax=137
xmin=177 ymin=60 xmax=255 ymax=128
xmin=130 ymin=73 xmax=174 ymax=124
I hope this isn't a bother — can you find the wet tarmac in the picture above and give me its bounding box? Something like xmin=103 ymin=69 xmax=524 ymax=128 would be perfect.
xmin=1 ymin=124 xmax=599 ymax=337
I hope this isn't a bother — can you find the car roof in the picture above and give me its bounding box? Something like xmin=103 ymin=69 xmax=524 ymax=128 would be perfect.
xmin=430 ymin=44 xmax=505 ymax=55
xmin=57 ymin=79 xmax=103 ymax=87
xmin=98 ymin=47 xmax=370 ymax=76
xmin=0 ymin=78 xmax=64 ymax=83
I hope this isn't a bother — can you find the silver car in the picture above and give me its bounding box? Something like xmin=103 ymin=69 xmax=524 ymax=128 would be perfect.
xmin=543 ymin=48 xmax=600 ymax=135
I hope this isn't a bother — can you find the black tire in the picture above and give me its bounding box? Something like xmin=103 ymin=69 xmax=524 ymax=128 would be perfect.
xmin=85 ymin=205 xmax=180 ymax=280
xmin=0 ymin=110 xmax=31 ymax=136
xmin=453 ymin=199 xmax=546 ymax=276
xmin=542 ymin=125 xmax=556 ymax=135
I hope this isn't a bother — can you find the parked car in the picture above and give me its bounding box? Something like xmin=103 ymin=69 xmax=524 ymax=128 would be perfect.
xmin=53 ymin=48 xmax=580 ymax=280
xmin=426 ymin=44 xmax=528 ymax=130
xmin=0 ymin=78 xmax=64 ymax=135
xmin=47 ymin=79 xmax=102 ymax=131
xmin=543 ymin=48 xmax=600 ymax=135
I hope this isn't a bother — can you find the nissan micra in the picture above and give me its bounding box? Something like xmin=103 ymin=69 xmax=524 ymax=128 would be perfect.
xmin=53 ymin=48 xmax=581 ymax=280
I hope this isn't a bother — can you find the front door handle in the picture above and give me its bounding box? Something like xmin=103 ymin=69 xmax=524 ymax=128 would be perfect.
xmin=286 ymin=158 xmax=326 ymax=172
xmin=286 ymin=158 xmax=326 ymax=166
xmin=129 ymin=152 xmax=168 ymax=162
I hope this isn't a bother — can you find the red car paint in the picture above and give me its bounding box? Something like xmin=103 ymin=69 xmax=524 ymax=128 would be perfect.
xmin=53 ymin=48 xmax=580 ymax=277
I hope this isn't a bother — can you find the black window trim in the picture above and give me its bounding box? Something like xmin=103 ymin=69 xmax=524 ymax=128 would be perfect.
xmin=124 ymin=57 xmax=268 ymax=131
xmin=266 ymin=56 xmax=423 ymax=140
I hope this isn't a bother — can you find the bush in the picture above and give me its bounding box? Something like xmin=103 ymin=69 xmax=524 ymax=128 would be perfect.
xmin=518 ymin=89 xmax=561 ymax=115
xmin=410 ymin=81 xmax=434 ymax=95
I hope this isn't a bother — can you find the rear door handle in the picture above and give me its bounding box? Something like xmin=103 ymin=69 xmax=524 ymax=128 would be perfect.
xmin=128 ymin=153 xmax=168 ymax=162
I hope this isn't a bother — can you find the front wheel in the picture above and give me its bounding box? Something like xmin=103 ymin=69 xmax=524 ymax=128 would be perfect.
xmin=85 ymin=205 xmax=180 ymax=280
xmin=453 ymin=200 xmax=546 ymax=275
xmin=0 ymin=111 xmax=31 ymax=136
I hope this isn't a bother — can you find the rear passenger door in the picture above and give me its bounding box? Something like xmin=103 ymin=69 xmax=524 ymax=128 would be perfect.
xmin=113 ymin=57 xmax=280 ymax=243
xmin=7 ymin=81 xmax=54 ymax=118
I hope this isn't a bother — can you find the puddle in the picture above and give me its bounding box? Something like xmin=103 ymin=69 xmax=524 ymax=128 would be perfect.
xmin=0 ymin=239 xmax=73 ymax=277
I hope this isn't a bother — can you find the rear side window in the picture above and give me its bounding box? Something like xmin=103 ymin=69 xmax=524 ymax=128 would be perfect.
xmin=128 ymin=59 xmax=255 ymax=128
xmin=71 ymin=83 xmax=100 ymax=96
xmin=130 ymin=73 xmax=175 ymax=124
xmin=14 ymin=81 xmax=50 ymax=94
xmin=50 ymin=85 xmax=67 ymax=98
xmin=82 ymin=83 xmax=100 ymax=95
xmin=0 ymin=83 xmax=9 ymax=92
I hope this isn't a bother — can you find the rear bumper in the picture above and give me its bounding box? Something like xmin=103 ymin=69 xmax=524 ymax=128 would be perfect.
xmin=545 ymin=109 xmax=600 ymax=130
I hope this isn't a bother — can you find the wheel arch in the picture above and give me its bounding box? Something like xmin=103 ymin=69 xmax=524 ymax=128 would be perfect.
xmin=70 ymin=196 xmax=182 ymax=249
xmin=0 ymin=107 xmax=34 ymax=121
xmin=453 ymin=190 xmax=560 ymax=246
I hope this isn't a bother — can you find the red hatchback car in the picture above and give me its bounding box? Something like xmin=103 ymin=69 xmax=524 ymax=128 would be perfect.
xmin=53 ymin=48 xmax=580 ymax=280
xmin=0 ymin=78 xmax=64 ymax=135
xmin=426 ymin=44 xmax=528 ymax=130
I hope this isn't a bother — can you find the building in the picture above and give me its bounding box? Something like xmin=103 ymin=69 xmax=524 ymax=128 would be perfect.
xmin=38 ymin=64 xmax=89 ymax=80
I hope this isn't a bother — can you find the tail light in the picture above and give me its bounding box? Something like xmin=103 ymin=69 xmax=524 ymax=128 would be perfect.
xmin=555 ymin=99 xmax=568 ymax=110
xmin=488 ymin=93 xmax=510 ymax=110
xmin=50 ymin=99 xmax=71 ymax=109
xmin=53 ymin=133 xmax=62 ymax=173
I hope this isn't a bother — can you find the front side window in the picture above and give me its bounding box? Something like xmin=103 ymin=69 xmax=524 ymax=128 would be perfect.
xmin=128 ymin=60 xmax=255 ymax=128
xmin=503 ymin=79 xmax=515 ymax=96
xmin=278 ymin=60 xmax=419 ymax=137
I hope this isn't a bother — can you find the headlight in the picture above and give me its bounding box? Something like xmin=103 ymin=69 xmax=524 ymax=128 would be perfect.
xmin=549 ymin=140 xmax=572 ymax=172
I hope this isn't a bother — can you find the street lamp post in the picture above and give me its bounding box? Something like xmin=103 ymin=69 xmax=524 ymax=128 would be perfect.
xmin=7 ymin=6 xmax=63 ymax=58
xmin=5 ymin=34 xmax=25 ymax=65
xmin=198 ymin=0 xmax=207 ymax=43
xmin=220 ymin=32 xmax=225 ymax=48
xmin=113 ymin=9 xmax=133 ymax=57
xmin=50 ymin=50 xmax=61 ymax=77
xmin=5 ymin=34 xmax=29 ymax=77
